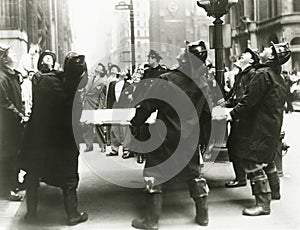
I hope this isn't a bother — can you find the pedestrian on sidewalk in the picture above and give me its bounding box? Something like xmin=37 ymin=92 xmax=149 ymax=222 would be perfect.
xmin=20 ymin=51 xmax=89 ymax=226
xmin=82 ymin=62 xmax=108 ymax=152
xmin=106 ymin=70 xmax=132 ymax=157
xmin=224 ymin=48 xmax=259 ymax=188
xmin=282 ymin=70 xmax=294 ymax=113
xmin=0 ymin=44 xmax=27 ymax=201
xmin=223 ymin=42 xmax=291 ymax=216
xmin=130 ymin=40 xmax=210 ymax=229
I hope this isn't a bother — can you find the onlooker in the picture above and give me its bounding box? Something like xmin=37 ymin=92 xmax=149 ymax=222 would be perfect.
xmin=282 ymin=70 xmax=294 ymax=113
xmin=20 ymin=43 xmax=40 ymax=74
xmin=21 ymin=71 xmax=33 ymax=116
xmin=82 ymin=63 xmax=108 ymax=152
xmin=20 ymin=52 xmax=88 ymax=225
xmin=0 ymin=44 xmax=26 ymax=201
xmin=106 ymin=70 xmax=132 ymax=157
xmin=124 ymin=65 xmax=145 ymax=160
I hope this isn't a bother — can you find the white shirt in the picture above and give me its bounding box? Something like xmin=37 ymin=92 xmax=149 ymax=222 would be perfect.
xmin=115 ymin=80 xmax=125 ymax=102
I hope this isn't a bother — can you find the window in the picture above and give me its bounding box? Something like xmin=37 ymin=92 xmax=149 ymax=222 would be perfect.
xmin=268 ymin=0 xmax=272 ymax=18
xmin=245 ymin=0 xmax=255 ymax=20
xmin=268 ymin=0 xmax=278 ymax=18
xmin=137 ymin=41 xmax=141 ymax=48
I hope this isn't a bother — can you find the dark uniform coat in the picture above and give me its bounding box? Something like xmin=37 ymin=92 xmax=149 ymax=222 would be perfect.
xmin=20 ymin=71 xmax=82 ymax=188
xmin=131 ymin=65 xmax=167 ymax=142
xmin=230 ymin=63 xmax=286 ymax=163
xmin=131 ymin=69 xmax=207 ymax=181
xmin=0 ymin=67 xmax=24 ymax=186
xmin=132 ymin=65 xmax=167 ymax=103
xmin=226 ymin=66 xmax=256 ymax=159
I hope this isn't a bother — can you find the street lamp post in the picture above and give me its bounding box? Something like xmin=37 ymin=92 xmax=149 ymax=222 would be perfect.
xmin=115 ymin=0 xmax=136 ymax=73
xmin=197 ymin=0 xmax=238 ymax=161
xmin=197 ymin=0 xmax=238 ymax=96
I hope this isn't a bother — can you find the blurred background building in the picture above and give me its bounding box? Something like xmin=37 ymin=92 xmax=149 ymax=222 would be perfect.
xmin=148 ymin=0 xmax=214 ymax=66
xmin=2 ymin=0 xmax=299 ymax=73
xmin=110 ymin=0 xmax=151 ymax=71
xmin=110 ymin=0 xmax=214 ymax=69
xmin=0 ymin=0 xmax=72 ymax=67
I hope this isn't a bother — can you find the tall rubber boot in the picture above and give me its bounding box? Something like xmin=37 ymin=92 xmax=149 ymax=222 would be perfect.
xmin=132 ymin=193 xmax=162 ymax=230
xmin=193 ymin=196 xmax=208 ymax=226
xmin=243 ymin=175 xmax=271 ymax=216
xmin=266 ymin=172 xmax=281 ymax=200
xmin=62 ymin=188 xmax=88 ymax=226
xmin=264 ymin=163 xmax=281 ymax=200
xmin=24 ymin=174 xmax=39 ymax=223
xmin=188 ymin=178 xmax=209 ymax=226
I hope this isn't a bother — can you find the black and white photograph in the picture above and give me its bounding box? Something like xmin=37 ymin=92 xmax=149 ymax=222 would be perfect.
xmin=0 ymin=0 xmax=300 ymax=229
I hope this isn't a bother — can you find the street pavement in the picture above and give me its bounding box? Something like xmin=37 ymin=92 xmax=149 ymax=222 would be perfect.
xmin=1 ymin=112 xmax=300 ymax=230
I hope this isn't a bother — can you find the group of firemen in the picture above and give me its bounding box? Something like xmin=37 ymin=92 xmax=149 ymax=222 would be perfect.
xmin=0 ymin=38 xmax=291 ymax=229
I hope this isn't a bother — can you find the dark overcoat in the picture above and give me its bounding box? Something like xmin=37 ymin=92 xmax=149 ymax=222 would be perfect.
xmin=20 ymin=71 xmax=81 ymax=188
xmin=131 ymin=69 xmax=207 ymax=181
xmin=131 ymin=65 xmax=168 ymax=143
xmin=230 ymin=64 xmax=286 ymax=163
xmin=226 ymin=66 xmax=256 ymax=159
xmin=0 ymin=67 xmax=24 ymax=178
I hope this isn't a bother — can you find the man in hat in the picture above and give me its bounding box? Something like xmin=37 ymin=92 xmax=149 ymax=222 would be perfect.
xmin=82 ymin=63 xmax=108 ymax=152
xmin=130 ymin=50 xmax=168 ymax=163
xmin=144 ymin=50 xmax=166 ymax=79
xmin=224 ymin=48 xmax=260 ymax=188
xmin=225 ymin=42 xmax=291 ymax=216
xmin=130 ymin=40 xmax=210 ymax=229
xmin=0 ymin=44 xmax=26 ymax=201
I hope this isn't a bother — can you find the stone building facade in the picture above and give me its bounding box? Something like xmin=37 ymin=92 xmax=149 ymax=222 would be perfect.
xmin=0 ymin=0 xmax=72 ymax=67
xmin=228 ymin=0 xmax=300 ymax=71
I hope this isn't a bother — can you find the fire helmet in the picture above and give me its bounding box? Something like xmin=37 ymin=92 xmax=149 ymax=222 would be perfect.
xmin=271 ymin=42 xmax=291 ymax=65
xmin=186 ymin=40 xmax=208 ymax=63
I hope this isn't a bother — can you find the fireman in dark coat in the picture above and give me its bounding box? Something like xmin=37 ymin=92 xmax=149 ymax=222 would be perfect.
xmin=0 ymin=44 xmax=26 ymax=201
xmin=227 ymin=43 xmax=291 ymax=216
xmin=224 ymin=48 xmax=259 ymax=188
xmin=130 ymin=41 xmax=210 ymax=229
xmin=20 ymin=52 xmax=88 ymax=225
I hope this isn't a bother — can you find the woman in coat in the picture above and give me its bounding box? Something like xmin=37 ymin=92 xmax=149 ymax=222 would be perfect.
xmin=20 ymin=52 xmax=88 ymax=225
